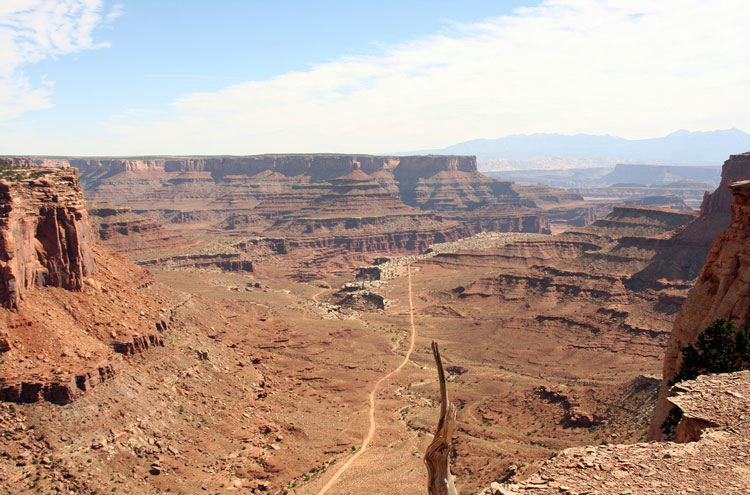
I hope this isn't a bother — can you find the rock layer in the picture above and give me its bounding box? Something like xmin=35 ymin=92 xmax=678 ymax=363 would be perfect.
xmin=37 ymin=154 xmax=558 ymax=271
xmin=637 ymin=152 xmax=750 ymax=281
xmin=88 ymin=206 xmax=192 ymax=259
xmin=0 ymin=169 xmax=171 ymax=405
xmin=0 ymin=168 xmax=95 ymax=308
xmin=649 ymin=178 xmax=750 ymax=437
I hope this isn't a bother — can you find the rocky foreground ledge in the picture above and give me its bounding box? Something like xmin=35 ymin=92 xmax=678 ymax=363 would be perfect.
xmin=482 ymin=371 xmax=750 ymax=495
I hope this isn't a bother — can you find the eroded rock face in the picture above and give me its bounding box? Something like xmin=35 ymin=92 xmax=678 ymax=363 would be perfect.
xmin=649 ymin=178 xmax=750 ymax=439
xmin=637 ymin=152 xmax=750 ymax=281
xmin=667 ymin=370 xmax=750 ymax=443
xmin=0 ymin=357 xmax=122 ymax=404
xmin=69 ymin=154 xmax=470 ymax=186
xmin=54 ymin=154 xmax=554 ymax=272
xmin=87 ymin=206 xmax=200 ymax=264
xmin=0 ymin=168 xmax=95 ymax=308
xmin=533 ymin=386 xmax=605 ymax=429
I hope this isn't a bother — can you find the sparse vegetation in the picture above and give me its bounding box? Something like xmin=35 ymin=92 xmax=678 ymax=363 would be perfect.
xmin=670 ymin=318 xmax=750 ymax=386
xmin=0 ymin=166 xmax=49 ymax=182
xmin=662 ymin=317 xmax=750 ymax=437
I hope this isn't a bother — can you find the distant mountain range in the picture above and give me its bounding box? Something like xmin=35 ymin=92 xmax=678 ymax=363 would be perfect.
xmin=415 ymin=129 xmax=750 ymax=165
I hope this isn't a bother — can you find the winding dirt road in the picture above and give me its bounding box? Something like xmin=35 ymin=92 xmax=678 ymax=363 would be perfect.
xmin=314 ymin=265 xmax=418 ymax=495
xmin=311 ymin=282 xmax=332 ymax=304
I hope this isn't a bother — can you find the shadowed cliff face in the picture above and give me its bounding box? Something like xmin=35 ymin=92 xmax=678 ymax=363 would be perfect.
xmin=0 ymin=168 xmax=95 ymax=308
xmin=635 ymin=152 xmax=750 ymax=282
xmin=649 ymin=178 xmax=750 ymax=439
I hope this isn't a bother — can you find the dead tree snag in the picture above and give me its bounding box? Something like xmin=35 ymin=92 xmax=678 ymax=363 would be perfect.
xmin=424 ymin=341 xmax=458 ymax=495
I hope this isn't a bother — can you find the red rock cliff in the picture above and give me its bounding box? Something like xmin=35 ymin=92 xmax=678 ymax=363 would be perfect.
xmin=636 ymin=152 xmax=750 ymax=281
xmin=67 ymin=154 xmax=476 ymax=182
xmin=649 ymin=178 xmax=750 ymax=438
xmin=393 ymin=155 xmax=478 ymax=182
xmin=0 ymin=168 xmax=95 ymax=308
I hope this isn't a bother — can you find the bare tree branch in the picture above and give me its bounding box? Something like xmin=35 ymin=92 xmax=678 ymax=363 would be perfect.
xmin=425 ymin=341 xmax=458 ymax=495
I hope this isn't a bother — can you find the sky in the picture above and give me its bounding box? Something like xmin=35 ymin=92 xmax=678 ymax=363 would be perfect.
xmin=0 ymin=0 xmax=749 ymax=156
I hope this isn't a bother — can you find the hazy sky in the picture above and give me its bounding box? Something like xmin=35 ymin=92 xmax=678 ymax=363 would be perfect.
xmin=1 ymin=0 xmax=749 ymax=155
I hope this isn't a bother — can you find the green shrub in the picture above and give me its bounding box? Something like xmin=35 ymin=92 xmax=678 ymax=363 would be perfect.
xmin=662 ymin=317 xmax=750 ymax=437
xmin=0 ymin=167 xmax=49 ymax=182
xmin=670 ymin=317 xmax=750 ymax=386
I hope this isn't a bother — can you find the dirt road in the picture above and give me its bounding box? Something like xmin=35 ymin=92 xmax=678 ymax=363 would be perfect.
xmin=314 ymin=265 xmax=418 ymax=495
xmin=311 ymin=282 xmax=331 ymax=303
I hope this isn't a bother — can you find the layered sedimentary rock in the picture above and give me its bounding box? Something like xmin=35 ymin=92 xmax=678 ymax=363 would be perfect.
xmin=477 ymin=169 xmax=750 ymax=493
xmin=668 ymin=370 xmax=750 ymax=443
xmin=515 ymin=182 xmax=691 ymax=231
xmin=584 ymin=206 xmax=697 ymax=238
xmin=367 ymin=205 xmax=698 ymax=491
xmin=69 ymin=154 xmax=547 ymax=224
xmin=636 ymin=152 xmax=750 ymax=281
xmin=23 ymin=154 xmax=552 ymax=270
xmin=0 ymin=168 xmax=95 ymax=308
xmin=649 ymin=179 xmax=750 ymax=437
xmin=88 ymin=206 xmax=193 ymax=260
xmin=139 ymin=252 xmax=254 ymax=272
xmin=70 ymin=154 xmax=456 ymax=189
xmin=0 ymin=170 xmax=169 ymax=404
xmin=0 ymin=357 xmax=123 ymax=404
xmin=0 ymin=242 xmax=167 ymax=404
xmin=405 ymin=204 xmax=699 ymax=369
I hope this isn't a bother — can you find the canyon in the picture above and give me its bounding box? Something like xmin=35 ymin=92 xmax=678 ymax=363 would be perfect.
xmin=10 ymin=154 xmax=688 ymax=272
xmin=486 ymin=157 xmax=750 ymax=494
xmin=0 ymin=152 xmax=747 ymax=494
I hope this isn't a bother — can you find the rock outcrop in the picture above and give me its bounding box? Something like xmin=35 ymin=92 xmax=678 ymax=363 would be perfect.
xmin=0 ymin=169 xmax=170 ymax=405
xmin=533 ymin=386 xmax=605 ymax=429
xmin=0 ymin=357 xmax=122 ymax=404
xmin=33 ymin=154 xmax=556 ymax=272
xmin=422 ymin=205 xmax=698 ymax=357
xmin=482 ymin=372 xmax=750 ymax=495
xmin=649 ymin=179 xmax=750 ymax=437
xmin=70 ymin=154 xmax=472 ymax=187
xmin=0 ymin=168 xmax=95 ymax=308
xmin=480 ymin=172 xmax=750 ymax=494
xmin=667 ymin=370 xmax=750 ymax=443
xmin=636 ymin=152 xmax=750 ymax=281
xmin=88 ymin=206 xmax=192 ymax=260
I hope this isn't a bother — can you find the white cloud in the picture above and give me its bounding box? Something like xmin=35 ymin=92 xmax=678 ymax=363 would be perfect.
xmin=0 ymin=0 xmax=117 ymax=120
xmin=5 ymin=0 xmax=750 ymax=155
xmin=98 ymin=0 xmax=750 ymax=155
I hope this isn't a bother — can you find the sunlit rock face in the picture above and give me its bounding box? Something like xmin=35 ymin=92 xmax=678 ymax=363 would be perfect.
xmin=650 ymin=176 xmax=750 ymax=439
xmin=0 ymin=168 xmax=95 ymax=309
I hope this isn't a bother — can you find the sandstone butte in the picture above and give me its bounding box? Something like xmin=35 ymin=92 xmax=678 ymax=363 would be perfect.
xmin=483 ymin=169 xmax=750 ymax=494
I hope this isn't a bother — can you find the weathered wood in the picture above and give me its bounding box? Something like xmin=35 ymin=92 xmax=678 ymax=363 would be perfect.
xmin=424 ymin=341 xmax=458 ymax=495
